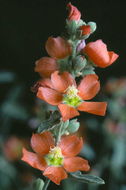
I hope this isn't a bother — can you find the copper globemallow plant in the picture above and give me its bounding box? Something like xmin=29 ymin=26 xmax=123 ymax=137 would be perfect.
xmin=22 ymin=3 xmax=119 ymax=190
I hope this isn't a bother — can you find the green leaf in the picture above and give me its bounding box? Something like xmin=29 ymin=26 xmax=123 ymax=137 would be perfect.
xmin=70 ymin=171 xmax=105 ymax=185
xmin=37 ymin=111 xmax=61 ymax=133
xmin=51 ymin=120 xmax=69 ymax=143
xmin=32 ymin=178 xmax=44 ymax=190
xmin=67 ymin=119 xmax=80 ymax=133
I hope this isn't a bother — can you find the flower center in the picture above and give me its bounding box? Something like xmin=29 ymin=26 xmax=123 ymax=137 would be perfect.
xmin=63 ymin=85 xmax=82 ymax=107
xmin=45 ymin=147 xmax=64 ymax=167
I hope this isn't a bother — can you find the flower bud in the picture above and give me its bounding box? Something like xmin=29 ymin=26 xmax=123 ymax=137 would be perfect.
xmin=76 ymin=40 xmax=86 ymax=52
xmin=88 ymin=22 xmax=97 ymax=33
xmin=74 ymin=56 xmax=87 ymax=73
xmin=67 ymin=3 xmax=81 ymax=22
xmin=80 ymin=25 xmax=91 ymax=35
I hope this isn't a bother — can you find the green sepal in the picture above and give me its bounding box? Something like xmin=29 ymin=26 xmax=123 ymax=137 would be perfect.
xmin=81 ymin=64 xmax=95 ymax=76
xmin=67 ymin=119 xmax=80 ymax=133
xmin=77 ymin=19 xmax=86 ymax=28
xmin=66 ymin=20 xmax=78 ymax=35
xmin=88 ymin=22 xmax=97 ymax=33
xmin=37 ymin=111 xmax=61 ymax=133
xmin=73 ymin=56 xmax=87 ymax=76
xmin=69 ymin=171 xmax=105 ymax=185
xmin=58 ymin=57 xmax=72 ymax=73
xmin=32 ymin=178 xmax=44 ymax=190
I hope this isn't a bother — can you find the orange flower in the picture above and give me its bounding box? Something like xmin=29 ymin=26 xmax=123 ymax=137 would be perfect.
xmin=45 ymin=37 xmax=71 ymax=59
xmin=22 ymin=131 xmax=90 ymax=185
xmin=83 ymin=40 xmax=119 ymax=68
xmin=35 ymin=37 xmax=71 ymax=78
xmin=37 ymin=71 xmax=107 ymax=121
xmin=67 ymin=3 xmax=81 ymax=21
xmin=80 ymin=25 xmax=91 ymax=35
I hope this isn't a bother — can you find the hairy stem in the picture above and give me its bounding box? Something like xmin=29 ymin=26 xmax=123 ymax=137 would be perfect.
xmin=42 ymin=179 xmax=50 ymax=190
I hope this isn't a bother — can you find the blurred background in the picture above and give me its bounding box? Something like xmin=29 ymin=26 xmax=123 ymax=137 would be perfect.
xmin=0 ymin=0 xmax=126 ymax=190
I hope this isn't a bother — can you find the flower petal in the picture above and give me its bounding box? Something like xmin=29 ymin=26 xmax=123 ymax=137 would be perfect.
xmin=45 ymin=37 xmax=71 ymax=59
xmin=38 ymin=78 xmax=54 ymax=89
xmin=35 ymin=57 xmax=58 ymax=78
xmin=37 ymin=87 xmax=62 ymax=105
xmin=77 ymin=74 xmax=100 ymax=100
xmin=77 ymin=101 xmax=107 ymax=116
xmin=84 ymin=40 xmax=119 ymax=68
xmin=43 ymin=166 xmax=68 ymax=185
xmin=21 ymin=148 xmax=47 ymax=171
xmin=64 ymin=157 xmax=90 ymax=172
xmin=31 ymin=132 xmax=55 ymax=155
xmin=58 ymin=104 xmax=79 ymax=121
xmin=58 ymin=135 xmax=83 ymax=157
xmin=109 ymin=51 xmax=119 ymax=65
xmin=51 ymin=71 xmax=76 ymax=93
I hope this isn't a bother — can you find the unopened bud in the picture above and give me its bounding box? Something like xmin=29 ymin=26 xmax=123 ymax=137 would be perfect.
xmin=87 ymin=22 xmax=97 ymax=33
xmin=76 ymin=40 xmax=86 ymax=52
xmin=74 ymin=55 xmax=87 ymax=72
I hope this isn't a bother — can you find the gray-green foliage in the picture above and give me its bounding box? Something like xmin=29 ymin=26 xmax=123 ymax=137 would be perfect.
xmin=70 ymin=171 xmax=105 ymax=185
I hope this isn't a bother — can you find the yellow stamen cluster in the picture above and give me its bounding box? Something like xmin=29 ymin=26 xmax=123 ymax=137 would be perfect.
xmin=45 ymin=147 xmax=64 ymax=167
xmin=63 ymin=85 xmax=82 ymax=107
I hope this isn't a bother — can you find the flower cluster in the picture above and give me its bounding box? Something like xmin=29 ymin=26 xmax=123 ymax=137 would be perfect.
xmin=22 ymin=3 xmax=119 ymax=188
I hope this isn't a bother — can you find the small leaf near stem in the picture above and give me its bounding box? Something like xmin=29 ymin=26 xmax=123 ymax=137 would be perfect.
xmin=42 ymin=179 xmax=50 ymax=190
xmin=69 ymin=171 xmax=105 ymax=185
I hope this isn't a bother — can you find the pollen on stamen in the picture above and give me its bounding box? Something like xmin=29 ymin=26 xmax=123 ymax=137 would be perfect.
xmin=45 ymin=147 xmax=64 ymax=167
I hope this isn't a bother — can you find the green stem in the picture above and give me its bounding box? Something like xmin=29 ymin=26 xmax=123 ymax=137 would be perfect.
xmin=42 ymin=179 xmax=50 ymax=190
xmin=55 ymin=121 xmax=63 ymax=145
xmin=71 ymin=42 xmax=77 ymax=59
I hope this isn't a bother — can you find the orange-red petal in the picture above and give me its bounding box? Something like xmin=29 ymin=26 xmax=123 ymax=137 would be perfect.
xmin=80 ymin=25 xmax=91 ymax=35
xmin=31 ymin=132 xmax=55 ymax=156
xmin=37 ymin=78 xmax=54 ymax=89
xmin=77 ymin=101 xmax=107 ymax=116
xmin=43 ymin=166 xmax=68 ymax=185
xmin=109 ymin=51 xmax=119 ymax=65
xmin=21 ymin=148 xmax=47 ymax=171
xmin=51 ymin=71 xmax=76 ymax=93
xmin=64 ymin=157 xmax=90 ymax=172
xmin=67 ymin=3 xmax=81 ymax=21
xmin=58 ymin=104 xmax=79 ymax=121
xmin=37 ymin=87 xmax=62 ymax=105
xmin=35 ymin=57 xmax=58 ymax=78
xmin=84 ymin=40 xmax=119 ymax=68
xmin=77 ymin=74 xmax=100 ymax=100
xmin=45 ymin=37 xmax=71 ymax=59
xmin=58 ymin=135 xmax=83 ymax=157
